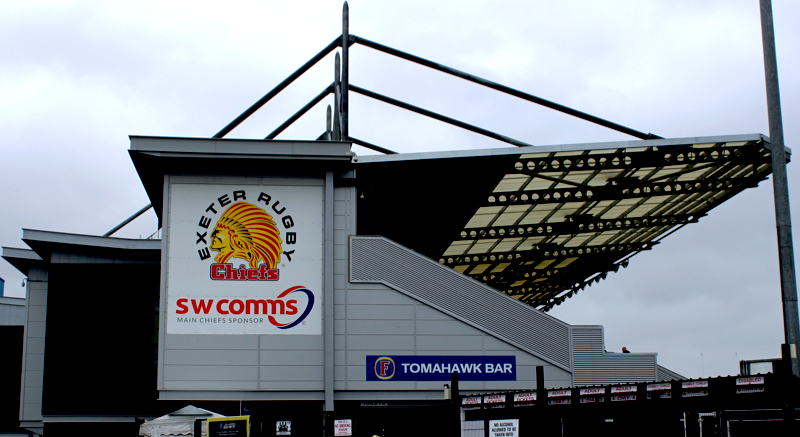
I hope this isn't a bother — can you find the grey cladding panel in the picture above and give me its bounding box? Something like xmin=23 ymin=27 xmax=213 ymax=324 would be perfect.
xmin=259 ymin=335 xmax=323 ymax=350
xmin=414 ymin=305 xmax=453 ymax=320
xmin=166 ymin=381 xmax=258 ymax=391
xmin=24 ymin=387 xmax=42 ymax=403
xmin=347 ymin=288 xmax=417 ymax=305
xmin=260 ymin=365 xmax=323 ymax=381
xmin=347 ymin=335 xmax=415 ymax=350
xmin=24 ymin=370 xmax=44 ymax=387
xmin=346 ymin=304 xmax=415 ymax=320
xmin=27 ymin=306 xmax=47 ymax=322
xmin=0 ymin=301 xmax=26 ymax=326
xmin=25 ymin=338 xmax=45 ymax=352
xmin=21 ymin=275 xmax=47 ymax=424
xmin=22 ymin=404 xmax=43 ymax=421
xmin=260 ymin=350 xmax=323 ymax=366
xmin=483 ymin=336 xmax=520 ymax=351
xmin=24 ymin=354 xmax=44 ymax=371
xmin=165 ymin=334 xmax=258 ymax=350
xmin=350 ymin=237 xmax=571 ymax=369
xmin=416 ymin=335 xmax=483 ymax=351
xmin=26 ymin=321 xmax=46 ymax=338
xmin=163 ymin=365 xmax=258 ymax=381
xmin=165 ymin=349 xmax=258 ymax=366
xmin=260 ymin=381 xmax=324 ymax=390
xmin=346 ymin=320 xmax=414 ymax=335
xmin=416 ymin=320 xmax=483 ymax=336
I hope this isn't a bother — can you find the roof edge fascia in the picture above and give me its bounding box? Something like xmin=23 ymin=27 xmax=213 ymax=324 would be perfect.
xmin=356 ymin=133 xmax=774 ymax=164
xmin=129 ymin=135 xmax=353 ymax=160
xmin=21 ymin=229 xmax=161 ymax=252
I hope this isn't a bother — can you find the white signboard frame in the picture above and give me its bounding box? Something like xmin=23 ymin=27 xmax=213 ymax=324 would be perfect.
xmin=165 ymin=183 xmax=323 ymax=335
xmin=489 ymin=419 xmax=518 ymax=437
xmin=333 ymin=419 xmax=352 ymax=437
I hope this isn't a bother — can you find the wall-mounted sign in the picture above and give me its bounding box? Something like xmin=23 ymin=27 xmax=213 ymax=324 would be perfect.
xmin=736 ymin=376 xmax=764 ymax=385
xmin=548 ymin=390 xmax=571 ymax=398
xmin=333 ymin=420 xmax=352 ymax=437
xmin=736 ymin=386 xmax=765 ymax=394
xmin=682 ymin=380 xmax=708 ymax=389
xmin=513 ymin=392 xmax=536 ymax=402
xmin=276 ymin=421 xmax=291 ymax=436
xmin=610 ymin=386 xmax=636 ymax=394
xmin=462 ymin=396 xmax=481 ymax=405
xmin=489 ymin=419 xmax=518 ymax=437
xmin=208 ymin=416 xmax=250 ymax=437
xmin=484 ymin=395 xmax=506 ymax=404
xmin=647 ymin=383 xmax=672 ymax=391
xmin=166 ymin=184 xmax=323 ymax=335
xmin=548 ymin=399 xmax=570 ymax=405
xmin=366 ymin=355 xmax=516 ymax=381
xmin=580 ymin=388 xmax=605 ymax=395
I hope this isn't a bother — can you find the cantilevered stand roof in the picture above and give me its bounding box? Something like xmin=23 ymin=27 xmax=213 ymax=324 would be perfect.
xmin=354 ymin=133 xmax=783 ymax=310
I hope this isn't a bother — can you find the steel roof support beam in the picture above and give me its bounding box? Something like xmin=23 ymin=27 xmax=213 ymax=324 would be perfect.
xmin=455 ymin=215 xmax=697 ymax=242
xmin=103 ymin=204 xmax=153 ymax=237
xmin=482 ymin=178 xmax=760 ymax=208
xmin=351 ymin=35 xmax=662 ymax=141
xmin=213 ymin=37 xmax=346 ymax=138
xmin=513 ymin=144 xmax=768 ymax=174
xmin=349 ymin=85 xmax=535 ymax=148
xmin=349 ymin=137 xmax=397 ymax=154
xmin=265 ymin=84 xmax=334 ymax=139
xmin=471 ymin=259 xmax=627 ymax=286
xmin=443 ymin=242 xmax=652 ymax=267
xmin=478 ymin=250 xmax=629 ymax=282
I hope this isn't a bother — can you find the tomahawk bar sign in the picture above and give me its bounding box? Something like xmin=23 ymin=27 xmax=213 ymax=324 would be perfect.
xmin=166 ymin=183 xmax=323 ymax=335
xmin=367 ymin=355 xmax=516 ymax=381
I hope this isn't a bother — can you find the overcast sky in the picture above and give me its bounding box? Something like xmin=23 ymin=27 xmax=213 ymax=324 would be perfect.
xmin=1 ymin=0 xmax=799 ymax=380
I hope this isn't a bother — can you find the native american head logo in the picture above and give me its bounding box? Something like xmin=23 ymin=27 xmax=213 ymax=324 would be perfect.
xmin=209 ymin=202 xmax=282 ymax=269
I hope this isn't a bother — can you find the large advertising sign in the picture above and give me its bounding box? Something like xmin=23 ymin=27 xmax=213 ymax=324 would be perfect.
xmin=166 ymin=184 xmax=323 ymax=335
xmin=366 ymin=355 xmax=516 ymax=381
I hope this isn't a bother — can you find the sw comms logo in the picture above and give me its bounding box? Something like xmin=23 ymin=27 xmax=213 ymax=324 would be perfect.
xmin=374 ymin=356 xmax=395 ymax=380
xmin=180 ymin=189 xmax=314 ymax=329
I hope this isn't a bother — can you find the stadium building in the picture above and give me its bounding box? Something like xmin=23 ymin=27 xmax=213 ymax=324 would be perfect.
xmin=1 ymin=5 xmax=795 ymax=436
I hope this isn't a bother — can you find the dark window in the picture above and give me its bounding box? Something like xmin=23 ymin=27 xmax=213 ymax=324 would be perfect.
xmin=42 ymin=263 xmax=160 ymax=416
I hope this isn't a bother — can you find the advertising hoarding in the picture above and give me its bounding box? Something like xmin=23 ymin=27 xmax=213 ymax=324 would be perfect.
xmin=166 ymin=184 xmax=323 ymax=335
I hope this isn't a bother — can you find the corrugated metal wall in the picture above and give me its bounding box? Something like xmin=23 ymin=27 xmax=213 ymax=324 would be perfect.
xmin=350 ymin=236 xmax=572 ymax=371
xmin=656 ymin=364 xmax=685 ymax=381
xmin=571 ymin=325 xmax=657 ymax=385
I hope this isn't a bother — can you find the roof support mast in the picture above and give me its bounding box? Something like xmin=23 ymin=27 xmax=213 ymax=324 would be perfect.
xmin=759 ymin=0 xmax=800 ymax=378
xmin=342 ymin=2 xmax=350 ymax=140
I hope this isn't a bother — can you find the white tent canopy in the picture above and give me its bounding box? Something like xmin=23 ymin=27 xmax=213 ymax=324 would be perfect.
xmin=139 ymin=405 xmax=225 ymax=437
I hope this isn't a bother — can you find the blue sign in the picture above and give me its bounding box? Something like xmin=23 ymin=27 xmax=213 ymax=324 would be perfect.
xmin=366 ymin=355 xmax=516 ymax=381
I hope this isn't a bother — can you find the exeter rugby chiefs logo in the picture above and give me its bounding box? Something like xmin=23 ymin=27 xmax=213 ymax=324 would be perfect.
xmin=187 ymin=189 xmax=314 ymax=329
xmin=196 ymin=190 xmax=299 ymax=279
